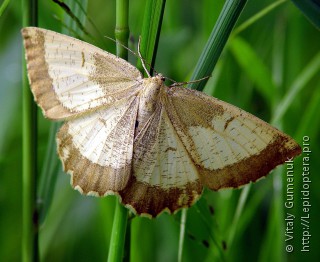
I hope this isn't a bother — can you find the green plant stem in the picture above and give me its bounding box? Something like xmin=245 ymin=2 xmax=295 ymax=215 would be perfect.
xmin=115 ymin=0 xmax=129 ymax=59
xmin=22 ymin=0 xmax=38 ymax=262
xmin=188 ymin=0 xmax=247 ymax=91
xmin=136 ymin=0 xmax=166 ymax=75
xmin=108 ymin=202 xmax=129 ymax=262
xmin=178 ymin=209 xmax=187 ymax=262
xmin=108 ymin=1 xmax=129 ymax=262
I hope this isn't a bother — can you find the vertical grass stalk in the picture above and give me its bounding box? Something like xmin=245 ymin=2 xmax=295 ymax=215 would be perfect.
xmin=178 ymin=209 xmax=187 ymax=262
xmin=107 ymin=1 xmax=129 ymax=261
xmin=22 ymin=0 xmax=38 ymax=261
xmin=115 ymin=0 xmax=129 ymax=59
xmin=108 ymin=202 xmax=129 ymax=262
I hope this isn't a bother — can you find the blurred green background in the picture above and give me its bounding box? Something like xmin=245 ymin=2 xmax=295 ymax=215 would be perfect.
xmin=0 ymin=0 xmax=319 ymax=261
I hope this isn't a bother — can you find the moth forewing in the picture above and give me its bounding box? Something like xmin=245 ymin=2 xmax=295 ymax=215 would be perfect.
xmin=164 ymin=87 xmax=301 ymax=190
xmin=22 ymin=27 xmax=143 ymax=120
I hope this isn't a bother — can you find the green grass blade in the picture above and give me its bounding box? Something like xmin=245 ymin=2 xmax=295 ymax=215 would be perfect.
xmin=229 ymin=37 xmax=276 ymax=105
xmin=0 ymin=0 xmax=10 ymax=17
xmin=107 ymin=1 xmax=130 ymax=262
xmin=295 ymin=87 xmax=320 ymax=140
xmin=291 ymin=0 xmax=320 ymax=29
xmin=227 ymin=185 xmax=250 ymax=249
xmin=272 ymin=51 xmax=320 ymax=125
xmin=232 ymin=184 xmax=270 ymax=242
xmin=38 ymin=123 xmax=60 ymax=225
xmin=53 ymin=0 xmax=89 ymax=36
xmin=232 ymin=0 xmax=287 ymax=36
xmin=188 ymin=0 xmax=248 ymax=91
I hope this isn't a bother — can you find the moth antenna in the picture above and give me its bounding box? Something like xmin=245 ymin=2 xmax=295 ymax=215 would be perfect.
xmin=162 ymin=76 xmax=177 ymax=84
xmin=169 ymin=75 xmax=211 ymax=87
xmin=105 ymin=36 xmax=137 ymax=57
xmin=138 ymin=36 xmax=151 ymax=77
xmin=105 ymin=35 xmax=154 ymax=77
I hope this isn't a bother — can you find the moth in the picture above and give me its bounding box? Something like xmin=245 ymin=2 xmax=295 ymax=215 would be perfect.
xmin=22 ymin=27 xmax=301 ymax=218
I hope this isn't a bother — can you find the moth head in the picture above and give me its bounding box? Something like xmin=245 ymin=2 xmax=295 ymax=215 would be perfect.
xmin=155 ymin=73 xmax=165 ymax=82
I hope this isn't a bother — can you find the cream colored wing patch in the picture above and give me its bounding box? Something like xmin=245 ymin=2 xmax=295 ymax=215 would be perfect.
xmin=22 ymin=27 xmax=143 ymax=120
xmin=119 ymin=104 xmax=202 ymax=217
xmin=134 ymin=105 xmax=199 ymax=188
xmin=57 ymin=96 xmax=139 ymax=195
xmin=165 ymin=87 xmax=301 ymax=190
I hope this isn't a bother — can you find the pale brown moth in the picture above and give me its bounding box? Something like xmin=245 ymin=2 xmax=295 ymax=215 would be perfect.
xmin=22 ymin=27 xmax=301 ymax=218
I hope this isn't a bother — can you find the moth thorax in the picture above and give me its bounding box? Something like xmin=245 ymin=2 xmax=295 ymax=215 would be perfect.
xmin=139 ymin=77 xmax=163 ymax=111
xmin=135 ymin=77 xmax=163 ymax=135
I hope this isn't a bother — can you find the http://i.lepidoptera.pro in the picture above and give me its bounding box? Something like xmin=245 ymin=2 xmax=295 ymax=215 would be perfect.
xmin=22 ymin=27 xmax=301 ymax=218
